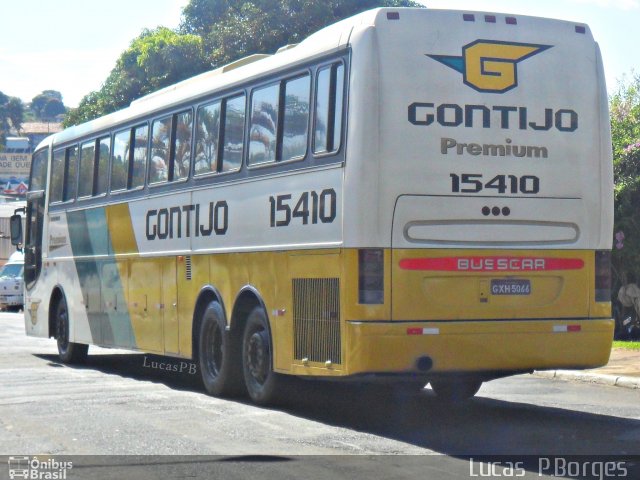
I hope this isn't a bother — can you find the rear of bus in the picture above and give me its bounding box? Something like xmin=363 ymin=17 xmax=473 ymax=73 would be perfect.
xmin=342 ymin=9 xmax=613 ymax=383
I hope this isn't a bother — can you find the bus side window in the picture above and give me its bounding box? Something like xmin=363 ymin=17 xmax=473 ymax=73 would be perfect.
xmin=282 ymin=74 xmax=311 ymax=162
xmin=150 ymin=116 xmax=171 ymax=184
xmin=31 ymin=148 xmax=49 ymax=192
xmin=131 ymin=124 xmax=148 ymax=189
xmin=249 ymin=84 xmax=279 ymax=166
xmin=172 ymin=110 xmax=192 ymax=181
xmin=314 ymin=62 xmax=345 ymax=155
xmin=221 ymin=94 xmax=245 ymax=172
xmin=50 ymin=149 xmax=65 ymax=203
xmin=78 ymin=140 xmax=96 ymax=198
xmin=194 ymin=101 xmax=221 ymax=176
xmin=64 ymin=145 xmax=78 ymax=202
xmin=111 ymin=129 xmax=131 ymax=192
xmin=96 ymin=136 xmax=110 ymax=196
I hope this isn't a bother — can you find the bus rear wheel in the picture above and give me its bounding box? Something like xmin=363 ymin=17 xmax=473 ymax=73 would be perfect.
xmin=430 ymin=378 xmax=482 ymax=403
xmin=55 ymin=295 xmax=88 ymax=364
xmin=242 ymin=306 xmax=284 ymax=405
xmin=198 ymin=301 xmax=243 ymax=396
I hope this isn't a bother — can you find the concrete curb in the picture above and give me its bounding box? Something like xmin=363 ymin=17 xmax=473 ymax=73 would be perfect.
xmin=534 ymin=370 xmax=640 ymax=389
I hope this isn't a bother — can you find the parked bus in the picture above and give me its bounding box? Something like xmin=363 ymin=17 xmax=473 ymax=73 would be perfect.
xmin=12 ymin=7 xmax=613 ymax=404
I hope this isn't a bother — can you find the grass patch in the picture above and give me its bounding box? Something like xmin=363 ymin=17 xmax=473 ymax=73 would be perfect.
xmin=613 ymin=340 xmax=640 ymax=350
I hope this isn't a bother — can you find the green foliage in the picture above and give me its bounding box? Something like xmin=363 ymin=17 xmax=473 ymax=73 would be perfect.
xmin=42 ymin=99 xmax=66 ymax=120
xmin=611 ymin=74 xmax=640 ymax=167
xmin=5 ymin=97 xmax=24 ymax=132
xmin=611 ymin=73 xmax=640 ymax=286
xmin=65 ymin=0 xmax=423 ymax=127
xmin=31 ymin=90 xmax=65 ymax=121
xmin=65 ymin=28 xmax=209 ymax=127
xmin=180 ymin=0 xmax=423 ymax=68
xmin=612 ymin=340 xmax=640 ymax=350
xmin=0 ymin=92 xmax=25 ymax=148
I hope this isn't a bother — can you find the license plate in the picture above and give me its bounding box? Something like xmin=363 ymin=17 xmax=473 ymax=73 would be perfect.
xmin=491 ymin=279 xmax=531 ymax=295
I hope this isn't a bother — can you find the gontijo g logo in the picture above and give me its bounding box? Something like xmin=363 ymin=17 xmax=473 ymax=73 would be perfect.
xmin=427 ymin=40 xmax=552 ymax=93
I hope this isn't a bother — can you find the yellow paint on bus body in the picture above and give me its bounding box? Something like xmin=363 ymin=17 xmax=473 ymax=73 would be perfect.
xmin=344 ymin=319 xmax=613 ymax=375
xmin=391 ymin=248 xmax=594 ymax=321
xmin=97 ymin=245 xmax=612 ymax=379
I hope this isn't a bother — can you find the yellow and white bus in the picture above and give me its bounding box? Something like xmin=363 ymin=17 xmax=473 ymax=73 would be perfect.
xmin=12 ymin=7 xmax=614 ymax=404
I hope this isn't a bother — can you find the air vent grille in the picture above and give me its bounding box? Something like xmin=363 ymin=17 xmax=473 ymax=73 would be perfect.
xmin=185 ymin=255 xmax=192 ymax=281
xmin=292 ymin=278 xmax=341 ymax=364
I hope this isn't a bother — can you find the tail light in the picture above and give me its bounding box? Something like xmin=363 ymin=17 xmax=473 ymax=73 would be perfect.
xmin=358 ymin=249 xmax=384 ymax=304
xmin=595 ymin=250 xmax=611 ymax=302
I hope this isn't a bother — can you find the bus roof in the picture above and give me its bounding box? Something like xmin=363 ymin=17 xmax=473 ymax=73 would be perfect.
xmin=39 ymin=7 xmax=593 ymax=151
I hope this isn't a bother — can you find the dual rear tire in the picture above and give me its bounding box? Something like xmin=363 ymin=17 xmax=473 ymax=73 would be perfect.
xmin=198 ymin=301 xmax=484 ymax=405
xmin=198 ymin=301 xmax=243 ymax=397
xmin=199 ymin=302 xmax=283 ymax=405
xmin=241 ymin=307 xmax=285 ymax=405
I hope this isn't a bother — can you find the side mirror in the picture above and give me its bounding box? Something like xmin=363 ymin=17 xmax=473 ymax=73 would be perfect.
xmin=10 ymin=214 xmax=23 ymax=247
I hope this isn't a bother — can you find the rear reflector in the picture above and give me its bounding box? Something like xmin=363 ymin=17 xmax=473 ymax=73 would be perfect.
xmin=553 ymin=325 xmax=581 ymax=333
xmin=407 ymin=327 xmax=440 ymax=335
xmin=359 ymin=249 xmax=384 ymax=304
xmin=595 ymin=250 xmax=611 ymax=302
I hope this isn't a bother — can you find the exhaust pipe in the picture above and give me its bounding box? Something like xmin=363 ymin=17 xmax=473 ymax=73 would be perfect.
xmin=416 ymin=356 xmax=433 ymax=372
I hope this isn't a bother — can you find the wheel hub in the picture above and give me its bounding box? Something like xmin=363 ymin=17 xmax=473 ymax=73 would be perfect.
xmin=204 ymin=323 xmax=223 ymax=376
xmin=247 ymin=331 xmax=268 ymax=384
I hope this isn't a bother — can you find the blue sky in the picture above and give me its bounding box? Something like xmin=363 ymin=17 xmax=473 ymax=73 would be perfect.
xmin=0 ymin=0 xmax=637 ymax=108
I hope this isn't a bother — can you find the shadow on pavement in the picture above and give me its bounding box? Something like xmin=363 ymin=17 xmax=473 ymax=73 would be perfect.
xmin=34 ymin=351 xmax=640 ymax=461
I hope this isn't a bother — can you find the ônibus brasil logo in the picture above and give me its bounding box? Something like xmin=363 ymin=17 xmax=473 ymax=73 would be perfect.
xmin=8 ymin=456 xmax=73 ymax=479
xmin=427 ymin=40 xmax=552 ymax=93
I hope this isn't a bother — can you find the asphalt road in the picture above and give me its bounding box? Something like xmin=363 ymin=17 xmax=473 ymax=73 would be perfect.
xmin=1 ymin=311 xmax=639 ymax=479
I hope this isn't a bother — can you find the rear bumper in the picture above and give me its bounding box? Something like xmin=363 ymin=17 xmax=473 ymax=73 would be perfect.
xmin=345 ymin=318 xmax=613 ymax=376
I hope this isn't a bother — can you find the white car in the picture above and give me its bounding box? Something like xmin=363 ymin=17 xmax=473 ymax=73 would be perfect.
xmin=0 ymin=250 xmax=24 ymax=310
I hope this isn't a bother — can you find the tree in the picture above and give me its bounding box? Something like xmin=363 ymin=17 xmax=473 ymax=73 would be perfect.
xmin=42 ymin=98 xmax=66 ymax=121
xmin=180 ymin=0 xmax=423 ymax=68
xmin=0 ymin=91 xmax=8 ymax=149
xmin=0 ymin=92 xmax=24 ymax=148
xmin=610 ymin=73 xmax=640 ymax=287
xmin=31 ymin=90 xmax=65 ymax=121
xmin=66 ymin=0 xmax=423 ymax=126
xmin=65 ymin=28 xmax=209 ymax=127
